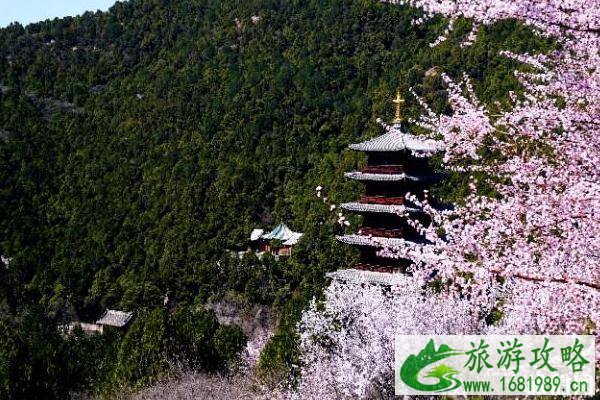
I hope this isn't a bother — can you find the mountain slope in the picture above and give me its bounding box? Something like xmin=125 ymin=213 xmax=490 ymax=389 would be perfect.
xmin=0 ymin=0 xmax=551 ymax=396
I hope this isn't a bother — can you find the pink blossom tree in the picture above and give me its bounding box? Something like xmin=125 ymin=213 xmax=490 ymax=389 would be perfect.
xmin=294 ymin=276 xmax=478 ymax=399
xmin=295 ymin=1 xmax=600 ymax=398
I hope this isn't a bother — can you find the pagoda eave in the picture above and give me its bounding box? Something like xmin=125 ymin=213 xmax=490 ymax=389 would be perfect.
xmin=348 ymin=128 xmax=443 ymax=154
xmin=341 ymin=202 xmax=421 ymax=215
xmin=336 ymin=234 xmax=419 ymax=249
xmin=345 ymin=171 xmax=438 ymax=182
xmin=327 ymin=268 xmax=409 ymax=285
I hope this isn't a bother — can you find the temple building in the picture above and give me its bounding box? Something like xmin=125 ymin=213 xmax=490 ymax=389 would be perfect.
xmin=335 ymin=91 xmax=443 ymax=274
xmin=61 ymin=309 xmax=134 ymax=335
xmin=249 ymin=222 xmax=303 ymax=258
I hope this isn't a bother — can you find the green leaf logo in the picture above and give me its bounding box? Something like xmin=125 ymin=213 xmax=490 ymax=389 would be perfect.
xmin=400 ymin=339 xmax=463 ymax=392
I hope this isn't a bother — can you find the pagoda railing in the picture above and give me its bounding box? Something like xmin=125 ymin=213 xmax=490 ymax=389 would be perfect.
xmin=358 ymin=227 xmax=405 ymax=238
xmin=361 ymin=165 xmax=404 ymax=174
xmin=360 ymin=195 xmax=404 ymax=205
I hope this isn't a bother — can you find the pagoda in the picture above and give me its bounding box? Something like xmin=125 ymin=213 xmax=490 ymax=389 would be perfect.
xmin=335 ymin=91 xmax=443 ymax=275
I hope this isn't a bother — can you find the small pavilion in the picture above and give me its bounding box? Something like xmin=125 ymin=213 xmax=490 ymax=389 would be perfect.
xmin=249 ymin=222 xmax=303 ymax=257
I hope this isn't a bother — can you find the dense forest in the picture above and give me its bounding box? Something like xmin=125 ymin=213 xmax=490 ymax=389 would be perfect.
xmin=0 ymin=0 xmax=551 ymax=397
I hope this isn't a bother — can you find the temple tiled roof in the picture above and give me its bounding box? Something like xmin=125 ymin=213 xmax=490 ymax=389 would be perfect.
xmin=349 ymin=124 xmax=443 ymax=153
xmin=336 ymin=234 xmax=416 ymax=248
xmin=96 ymin=310 xmax=134 ymax=328
xmin=344 ymin=171 xmax=437 ymax=182
xmin=252 ymin=223 xmax=303 ymax=244
xmin=282 ymin=232 xmax=303 ymax=246
xmin=341 ymin=202 xmax=421 ymax=214
xmin=250 ymin=229 xmax=264 ymax=241
xmin=261 ymin=223 xmax=295 ymax=240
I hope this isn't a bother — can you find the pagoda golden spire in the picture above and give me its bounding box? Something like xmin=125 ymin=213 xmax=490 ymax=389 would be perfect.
xmin=392 ymin=90 xmax=405 ymax=124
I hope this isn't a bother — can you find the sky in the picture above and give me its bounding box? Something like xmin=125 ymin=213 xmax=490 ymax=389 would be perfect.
xmin=0 ymin=0 xmax=120 ymax=28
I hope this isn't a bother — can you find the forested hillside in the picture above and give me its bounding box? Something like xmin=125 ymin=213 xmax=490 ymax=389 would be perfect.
xmin=0 ymin=0 xmax=551 ymax=397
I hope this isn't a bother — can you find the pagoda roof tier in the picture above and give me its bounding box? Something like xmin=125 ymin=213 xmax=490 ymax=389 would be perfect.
xmin=349 ymin=124 xmax=443 ymax=153
xmin=341 ymin=202 xmax=421 ymax=214
xmin=336 ymin=234 xmax=419 ymax=249
xmin=344 ymin=171 xmax=439 ymax=182
xmin=327 ymin=268 xmax=408 ymax=285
